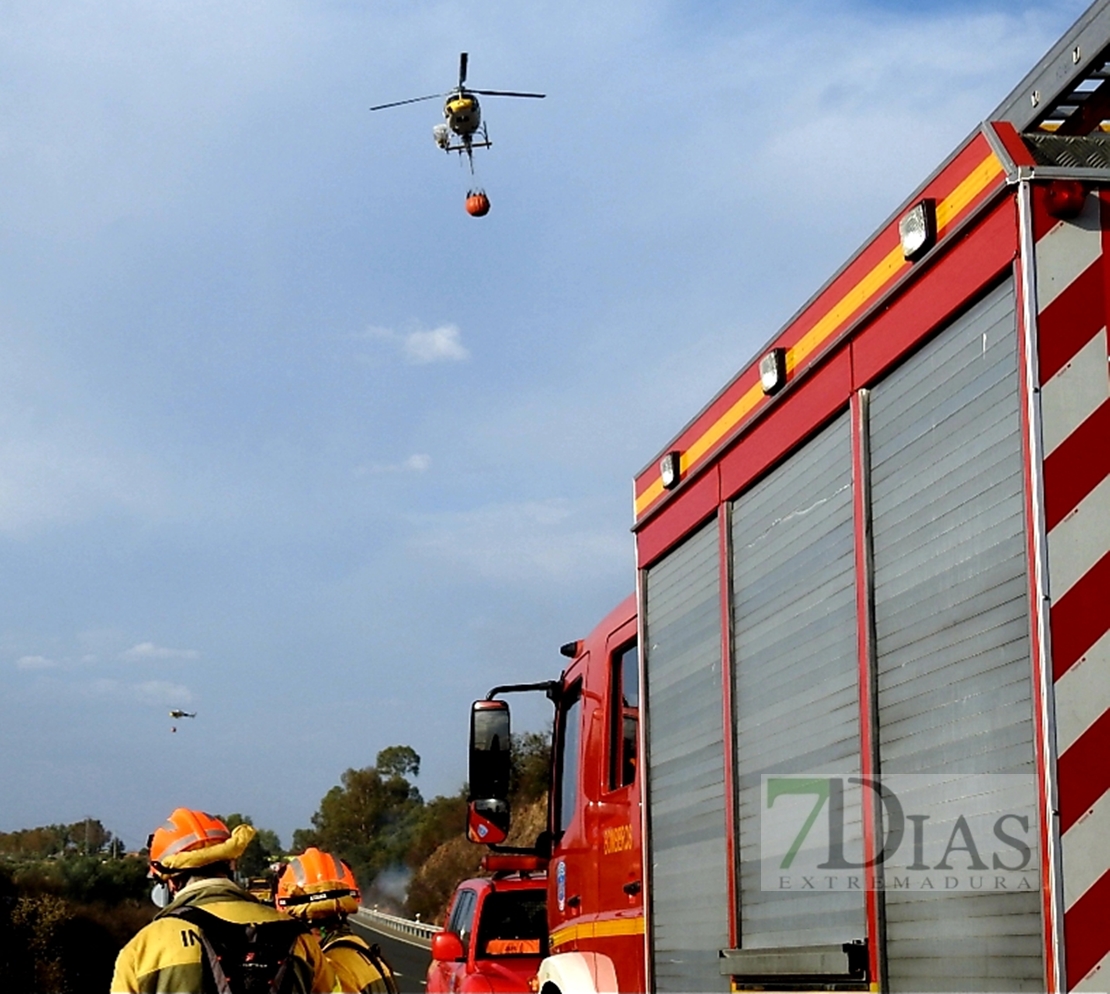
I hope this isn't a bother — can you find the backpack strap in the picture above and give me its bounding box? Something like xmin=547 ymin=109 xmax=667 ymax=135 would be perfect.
xmin=322 ymin=935 xmax=398 ymax=994
xmin=166 ymin=907 xmax=236 ymax=994
xmin=363 ymin=942 xmax=399 ymax=994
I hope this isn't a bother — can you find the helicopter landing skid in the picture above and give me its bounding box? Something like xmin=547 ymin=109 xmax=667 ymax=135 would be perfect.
xmin=443 ymin=140 xmax=493 ymax=153
xmin=446 ymin=138 xmax=492 ymax=174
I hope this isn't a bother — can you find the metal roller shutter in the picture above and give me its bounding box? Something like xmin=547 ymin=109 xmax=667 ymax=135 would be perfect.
xmin=730 ymin=411 xmax=866 ymax=949
xmin=869 ymin=279 xmax=1043 ymax=991
xmin=644 ymin=518 xmax=730 ymax=993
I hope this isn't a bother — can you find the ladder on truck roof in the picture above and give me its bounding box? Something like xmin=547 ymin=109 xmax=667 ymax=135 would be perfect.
xmin=993 ymin=0 xmax=1110 ymax=133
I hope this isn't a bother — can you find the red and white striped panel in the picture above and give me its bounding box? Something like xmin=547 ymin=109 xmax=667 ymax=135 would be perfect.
xmin=1035 ymin=188 xmax=1110 ymax=993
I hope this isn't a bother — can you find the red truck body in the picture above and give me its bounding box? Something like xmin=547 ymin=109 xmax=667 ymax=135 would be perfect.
xmin=468 ymin=596 xmax=645 ymax=992
xmin=629 ymin=17 xmax=1110 ymax=993
xmin=539 ymin=596 xmax=645 ymax=994
xmin=473 ymin=6 xmax=1110 ymax=991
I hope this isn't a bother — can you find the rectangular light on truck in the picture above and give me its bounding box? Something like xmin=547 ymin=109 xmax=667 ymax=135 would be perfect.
xmin=660 ymin=451 xmax=681 ymax=490
xmin=899 ymin=199 xmax=936 ymax=261
xmin=759 ymin=348 xmax=787 ymax=395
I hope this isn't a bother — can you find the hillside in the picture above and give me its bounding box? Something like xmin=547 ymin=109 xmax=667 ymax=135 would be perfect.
xmin=405 ymin=796 xmax=548 ymax=924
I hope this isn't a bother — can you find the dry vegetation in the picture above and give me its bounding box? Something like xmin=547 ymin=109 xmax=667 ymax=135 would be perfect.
xmin=0 ymin=734 xmax=553 ymax=989
xmin=0 ymin=857 xmax=154 ymax=991
xmin=406 ymin=795 xmax=548 ymax=924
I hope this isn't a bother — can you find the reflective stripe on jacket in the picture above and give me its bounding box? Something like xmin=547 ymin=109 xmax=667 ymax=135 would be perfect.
xmin=110 ymin=877 xmax=339 ymax=993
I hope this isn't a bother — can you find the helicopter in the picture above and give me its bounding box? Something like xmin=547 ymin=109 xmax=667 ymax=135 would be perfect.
xmin=370 ymin=53 xmax=544 ymax=172
xmin=168 ymin=709 xmax=196 ymax=733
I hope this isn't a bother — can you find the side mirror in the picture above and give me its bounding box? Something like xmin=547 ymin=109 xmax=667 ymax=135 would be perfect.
xmin=431 ymin=931 xmax=465 ymax=962
xmin=468 ymin=699 xmax=511 ymax=845
xmin=467 ymin=799 xmax=510 ymax=845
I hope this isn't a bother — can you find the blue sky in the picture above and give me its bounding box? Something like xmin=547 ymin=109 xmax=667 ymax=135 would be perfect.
xmin=0 ymin=0 xmax=1088 ymax=849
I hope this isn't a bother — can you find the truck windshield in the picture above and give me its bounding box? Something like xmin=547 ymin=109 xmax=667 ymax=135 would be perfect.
xmin=555 ymin=684 xmax=582 ymax=836
xmin=476 ymin=889 xmax=548 ymax=957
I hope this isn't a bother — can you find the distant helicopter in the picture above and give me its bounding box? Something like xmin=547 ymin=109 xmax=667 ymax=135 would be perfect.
xmin=370 ymin=53 xmax=544 ymax=173
xmin=169 ymin=708 xmax=196 ymax=732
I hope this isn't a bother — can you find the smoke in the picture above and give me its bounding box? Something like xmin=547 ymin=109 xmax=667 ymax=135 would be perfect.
xmin=365 ymin=864 xmax=412 ymax=914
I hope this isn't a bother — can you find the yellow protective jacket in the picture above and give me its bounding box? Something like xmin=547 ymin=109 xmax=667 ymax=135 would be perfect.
xmin=323 ymin=932 xmax=396 ymax=994
xmin=111 ymin=877 xmax=339 ymax=993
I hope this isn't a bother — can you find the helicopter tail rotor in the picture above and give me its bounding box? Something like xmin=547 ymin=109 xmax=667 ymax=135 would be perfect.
xmin=459 ymin=52 xmax=468 ymax=88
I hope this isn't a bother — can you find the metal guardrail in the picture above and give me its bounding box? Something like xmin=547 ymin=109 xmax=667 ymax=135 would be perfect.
xmin=355 ymin=906 xmax=438 ymax=948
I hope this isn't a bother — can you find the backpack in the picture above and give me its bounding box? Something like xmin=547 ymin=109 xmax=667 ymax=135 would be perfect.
xmin=363 ymin=942 xmax=398 ymax=994
xmin=167 ymin=905 xmax=307 ymax=994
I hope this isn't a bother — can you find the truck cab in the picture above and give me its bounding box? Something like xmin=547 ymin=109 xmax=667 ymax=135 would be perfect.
xmin=467 ymin=596 xmax=645 ymax=994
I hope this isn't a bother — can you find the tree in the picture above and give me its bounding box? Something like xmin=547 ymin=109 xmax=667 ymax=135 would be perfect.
xmin=406 ymin=791 xmax=468 ymax=869
xmin=290 ymin=827 xmax=320 ymax=853
xmin=376 ymin=745 xmax=420 ymax=780
xmin=255 ymin=828 xmax=282 ymax=857
xmin=0 ymin=820 xmax=115 ymax=859
xmin=219 ymin=814 xmax=283 ymax=878
xmin=509 ymin=731 xmax=552 ymax=805
xmin=294 ymin=746 xmax=424 ymax=890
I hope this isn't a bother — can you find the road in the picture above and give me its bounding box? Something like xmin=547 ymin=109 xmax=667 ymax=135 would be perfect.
xmin=349 ymin=917 xmax=432 ymax=993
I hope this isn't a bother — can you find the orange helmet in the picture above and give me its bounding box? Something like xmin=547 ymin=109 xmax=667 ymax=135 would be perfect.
xmin=148 ymin=808 xmax=255 ymax=878
xmin=276 ymin=848 xmax=360 ymax=921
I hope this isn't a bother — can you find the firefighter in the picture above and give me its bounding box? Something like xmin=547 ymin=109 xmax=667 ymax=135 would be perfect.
xmin=110 ymin=808 xmax=338 ymax=993
xmin=276 ymin=848 xmax=398 ymax=994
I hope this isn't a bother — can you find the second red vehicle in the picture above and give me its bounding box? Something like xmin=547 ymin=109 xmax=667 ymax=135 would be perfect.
xmin=427 ymin=857 xmax=548 ymax=993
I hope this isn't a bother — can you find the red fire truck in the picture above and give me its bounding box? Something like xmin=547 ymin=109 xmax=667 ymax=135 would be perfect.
xmin=469 ymin=2 xmax=1110 ymax=991
xmin=467 ymin=596 xmax=645 ymax=992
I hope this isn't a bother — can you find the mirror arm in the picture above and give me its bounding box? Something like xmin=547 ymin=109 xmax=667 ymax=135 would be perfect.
xmin=485 ymin=680 xmax=562 ymax=703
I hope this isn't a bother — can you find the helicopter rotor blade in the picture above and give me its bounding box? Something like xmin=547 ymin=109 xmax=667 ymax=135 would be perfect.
xmin=459 ymin=52 xmax=468 ymax=87
xmin=369 ymin=94 xmax=442 ymax=111
xmin=470 ymin=90 xmax=546 ymax=98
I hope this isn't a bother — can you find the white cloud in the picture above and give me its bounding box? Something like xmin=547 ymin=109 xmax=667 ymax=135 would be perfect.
xmin=360 ymin=325 xmax=470 ymax=364
xmin=354 ymin=453 xmax=431 ymax=476
xmin=16 ymin=654 xmax=55 ymax=670
xmin=134 ymin=680 xmax=194 ymax=706
xmin=402 ymin=326 xmax=469 ymax=363
xmin=120 ymin=642 xmax=200 ymax=662
xmin=409 ymin=499 xmax=630 ymax=582
xmin=88 ymin=678 xmax=194 ymax=706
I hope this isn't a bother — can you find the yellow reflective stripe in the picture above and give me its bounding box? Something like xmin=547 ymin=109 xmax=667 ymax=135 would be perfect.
xmin=683 ymin=382 xmax=764 ymax=469
xmin=634 ymin=476 xmax=666 ymax=518
xmin=936 ymin=152 xmax=1005 ymax=230
xmin=633 ymin=150 xmax=1003 ymax=519
xmin=785 ymin=242 xmax=905 ymax=372
xmin=549 ymin=915 xmax=645 ymax=949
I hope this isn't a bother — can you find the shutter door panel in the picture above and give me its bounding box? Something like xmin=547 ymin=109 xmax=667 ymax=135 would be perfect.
xmin=730 ymin=412 xmax=866 ymax=950
xmin=869 ymin=280 xmax=1043 ymax=991
xmin=644 ymin=519 xmax=730 ymax=993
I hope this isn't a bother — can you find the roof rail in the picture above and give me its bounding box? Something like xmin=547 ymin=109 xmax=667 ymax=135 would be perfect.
xmin=992 ymin=0 xmax=1110 ymax=134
